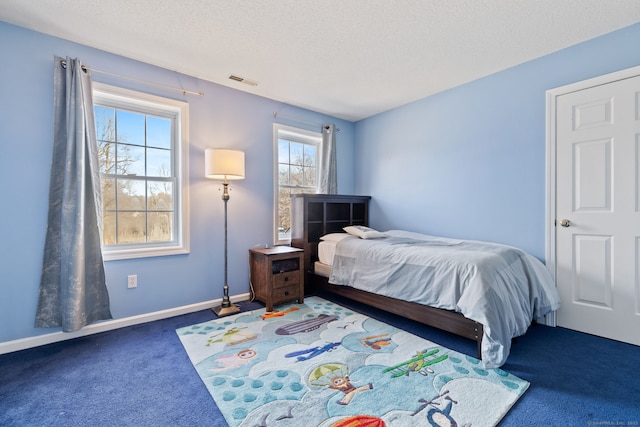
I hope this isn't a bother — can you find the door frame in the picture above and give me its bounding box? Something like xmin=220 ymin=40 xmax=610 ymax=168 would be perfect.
xmin=545 ymin=64 xmax=640 ymax=327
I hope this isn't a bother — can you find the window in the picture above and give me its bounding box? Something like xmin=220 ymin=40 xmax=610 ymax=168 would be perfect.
xmin=274 ymin=124 xmax=321 ymax=244
xmin=93 ymin=83 xmax=189 ymax=260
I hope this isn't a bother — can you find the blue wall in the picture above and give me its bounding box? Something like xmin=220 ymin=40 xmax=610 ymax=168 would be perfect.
xmin=0 ymin=22 xmax=355 ymax=343
xmin=355 ymin=23 xmax=640 ymax=260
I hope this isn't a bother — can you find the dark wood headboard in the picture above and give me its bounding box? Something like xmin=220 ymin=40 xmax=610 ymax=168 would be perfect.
xmin=290 ymin=194 xmax=371 ymax=282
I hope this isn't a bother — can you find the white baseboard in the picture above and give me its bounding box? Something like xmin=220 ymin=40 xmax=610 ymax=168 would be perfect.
xmin=0 ymin=293 xmax=250 ymax=355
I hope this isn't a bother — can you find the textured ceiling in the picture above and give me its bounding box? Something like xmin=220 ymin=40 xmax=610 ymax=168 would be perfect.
xmin=1 ymin=0 xmax=639 ymax=121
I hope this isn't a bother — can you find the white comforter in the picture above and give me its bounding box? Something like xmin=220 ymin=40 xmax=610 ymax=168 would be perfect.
xmin=329 ymin=230 xmax=560 ymax=368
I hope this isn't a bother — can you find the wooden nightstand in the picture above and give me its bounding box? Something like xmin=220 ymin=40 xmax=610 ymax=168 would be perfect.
xmin=249 ymin=246 xmax=304 ymax=312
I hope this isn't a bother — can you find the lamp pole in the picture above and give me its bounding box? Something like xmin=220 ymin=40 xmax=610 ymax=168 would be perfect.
xmin=205 ymin=148 xmax=244 ymax=317
xmin=213 ymin=180 xmax=240 ymax=317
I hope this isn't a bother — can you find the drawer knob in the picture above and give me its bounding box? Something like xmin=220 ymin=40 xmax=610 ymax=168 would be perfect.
xmin=284 ymin=291 xmax=289 ymax=296
xmin=284 ymin=276 xmax=289 ymax=282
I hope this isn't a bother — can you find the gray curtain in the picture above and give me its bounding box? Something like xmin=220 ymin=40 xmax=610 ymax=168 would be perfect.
xmin=35 ymin=56 xmax=112 ymax=332
xmin=319 ymin=124 xmax=337 ymax=194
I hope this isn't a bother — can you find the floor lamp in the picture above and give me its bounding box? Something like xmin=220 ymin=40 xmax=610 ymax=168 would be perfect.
xmin=205 ymin=148 xmax=245 ymax=317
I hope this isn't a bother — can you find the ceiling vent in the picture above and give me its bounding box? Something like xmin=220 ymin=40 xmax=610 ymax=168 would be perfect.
xmin=228 ymin=74 xmax=258 ymax=87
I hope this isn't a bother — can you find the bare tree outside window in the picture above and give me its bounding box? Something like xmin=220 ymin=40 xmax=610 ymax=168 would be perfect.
xmin=276 ymin=129 xmax=320 ymax=243
xmin=94 ymin=105 xmax=174 ymax=246
xmin=92 ymin=83 xmax=189 ymax=260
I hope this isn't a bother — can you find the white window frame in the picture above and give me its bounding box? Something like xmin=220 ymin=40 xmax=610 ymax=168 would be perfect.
xmin=93 ymin=83 xmax=190 ymax=260
xmin=273 ymin=124 xmax=321 ymax=245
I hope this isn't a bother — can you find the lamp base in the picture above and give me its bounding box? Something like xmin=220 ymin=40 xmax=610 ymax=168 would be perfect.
xmin=212 ymin=303 xmax=241 ymax=317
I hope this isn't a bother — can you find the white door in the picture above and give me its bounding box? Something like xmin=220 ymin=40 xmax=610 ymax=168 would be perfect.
xmin=555 ymin=73 xmax=640 ymax=346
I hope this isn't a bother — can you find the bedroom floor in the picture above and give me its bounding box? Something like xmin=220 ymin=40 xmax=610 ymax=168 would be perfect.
xmin=1 ymin=294 xmax=638 ymax=426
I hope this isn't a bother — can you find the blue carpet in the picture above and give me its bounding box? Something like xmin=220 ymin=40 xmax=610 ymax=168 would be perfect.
xmin=1 ymin=294 xmax=639 ymax=426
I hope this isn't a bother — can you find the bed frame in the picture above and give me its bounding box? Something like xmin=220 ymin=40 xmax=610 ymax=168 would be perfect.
xmin=290 ymin=194 xmax=483 ymax=359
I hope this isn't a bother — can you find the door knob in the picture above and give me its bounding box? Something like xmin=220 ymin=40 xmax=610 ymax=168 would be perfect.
xmin=559 ymin=219 xmax=571 ymax=227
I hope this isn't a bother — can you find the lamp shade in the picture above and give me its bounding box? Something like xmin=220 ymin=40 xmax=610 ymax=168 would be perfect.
xmin=205 ymin=149 xmax=245 ymax=180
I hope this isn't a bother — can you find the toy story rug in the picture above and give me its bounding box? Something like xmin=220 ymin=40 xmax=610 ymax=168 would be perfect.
xmin=176 ymin=297 xmax=528 ymax=427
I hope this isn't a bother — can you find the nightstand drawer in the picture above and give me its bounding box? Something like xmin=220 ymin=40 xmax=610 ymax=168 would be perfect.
xmin=272 ymin=285 xmax=299 ymax=303
xmin=273 ymin=271 xmax=299 ymax=288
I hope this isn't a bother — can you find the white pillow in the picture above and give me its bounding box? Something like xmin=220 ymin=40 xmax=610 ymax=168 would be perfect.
xmin=319 ymin=233 xmax=350 ymax=242
xmin=343 ymin=226 xmax=386 ymax=239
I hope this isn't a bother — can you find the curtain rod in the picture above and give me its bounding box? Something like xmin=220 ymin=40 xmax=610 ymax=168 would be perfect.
xmin=273 ymin=112 xmax=340 ymax=131
xmin=59 ymin=59 xmax=204 ymax=97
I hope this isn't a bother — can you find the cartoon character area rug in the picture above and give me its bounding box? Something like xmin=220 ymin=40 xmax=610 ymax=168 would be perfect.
xmin=177 ymin=297 xmax=528 ymax=427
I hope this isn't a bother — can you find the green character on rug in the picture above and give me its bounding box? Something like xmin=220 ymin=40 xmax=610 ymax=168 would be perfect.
xmin=309 ymin=363 xmax=373 ymax=405
xmin=206 ymin=327 xmax=257 ymax=347
xmin=382 ymin=348 xmax=448 ymax=378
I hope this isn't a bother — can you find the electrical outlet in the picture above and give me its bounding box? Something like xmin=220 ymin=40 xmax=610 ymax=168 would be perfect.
xmin=127 ymin=274 xmax=137 ymax=288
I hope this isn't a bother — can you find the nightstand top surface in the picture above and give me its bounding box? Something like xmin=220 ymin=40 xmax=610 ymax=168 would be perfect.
xmin=249 ymin=246 xmax=303 ymax=256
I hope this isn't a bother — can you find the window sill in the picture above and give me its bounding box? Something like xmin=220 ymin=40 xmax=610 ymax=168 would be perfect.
xmin=102 ymin=245 xmax=189 ymax=261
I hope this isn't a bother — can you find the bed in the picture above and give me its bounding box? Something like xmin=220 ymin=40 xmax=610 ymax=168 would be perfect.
xmin=290 ymin=194 xmax=560 ymax=368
